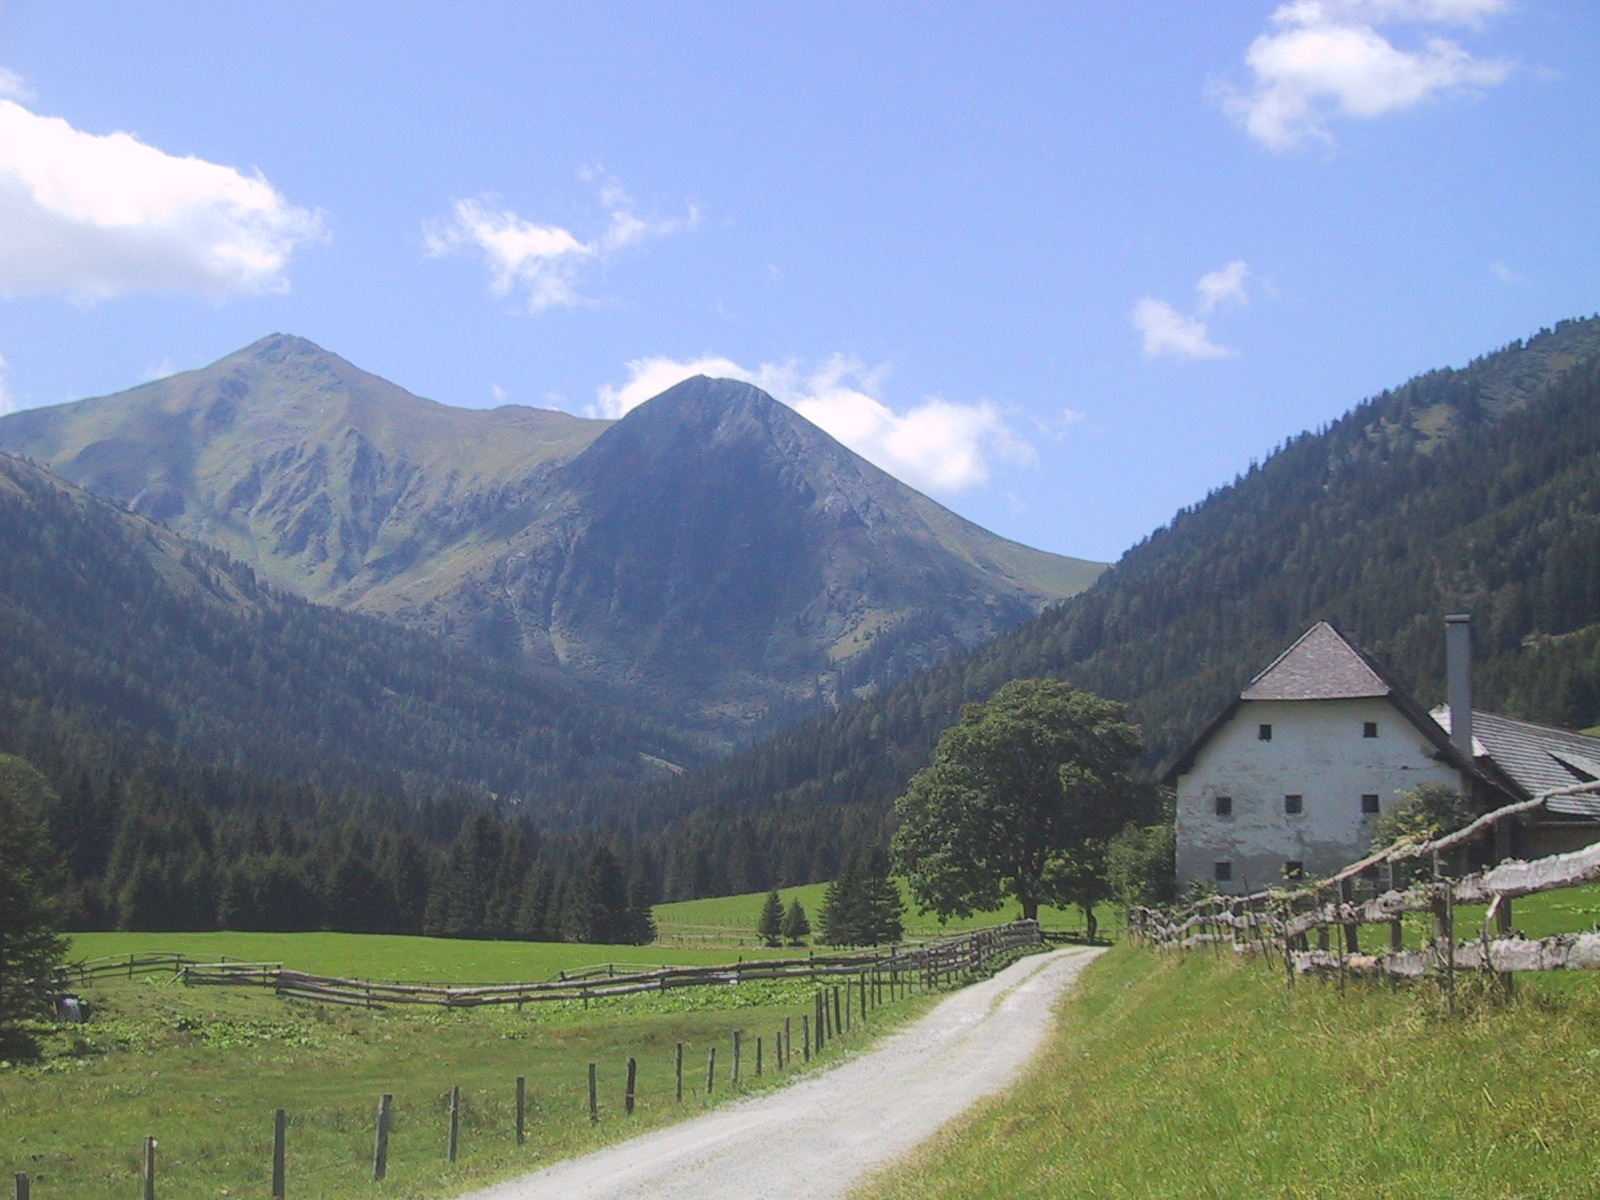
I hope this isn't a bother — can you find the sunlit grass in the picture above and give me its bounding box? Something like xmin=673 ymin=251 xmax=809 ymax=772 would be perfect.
xmin=857 ymin=886 xmax=1600 ymax=1200
xmin=6 ymin=941 xmax=939 ymax=1199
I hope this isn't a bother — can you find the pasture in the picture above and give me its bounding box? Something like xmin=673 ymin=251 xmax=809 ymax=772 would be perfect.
xmin=4 ymin=931 xmax=939 ymax=1200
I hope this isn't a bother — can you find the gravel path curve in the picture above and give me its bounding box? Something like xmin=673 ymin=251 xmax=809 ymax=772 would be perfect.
xmin=459 ymin=944 xmax=1104 ymax=1200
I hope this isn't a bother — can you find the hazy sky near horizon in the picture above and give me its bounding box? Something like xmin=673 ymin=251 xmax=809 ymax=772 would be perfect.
xmin=0 ymin=1 xmax=1595 ymax=562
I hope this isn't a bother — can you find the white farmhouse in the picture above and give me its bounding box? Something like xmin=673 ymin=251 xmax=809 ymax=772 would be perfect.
xmin=1168 ymin=617 xmax=1600 ymax=894
xmin=1166 ymin=621 xmax=1484 ymax=895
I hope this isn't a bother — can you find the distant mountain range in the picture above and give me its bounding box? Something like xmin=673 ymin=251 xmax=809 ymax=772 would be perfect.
xmin=0 ymin=336 xmax=1103 ymax=746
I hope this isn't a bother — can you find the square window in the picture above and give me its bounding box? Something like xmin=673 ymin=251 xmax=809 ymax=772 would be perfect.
xmin=1214 ymin=861 xmax=1233 ymax=882
xmin=1361 ymin=793 xmax=1381 ymax=815
xmin=1284 ymin=861 xmax=1304 ymax=880
xmin=1363 ymin=721 xmax=1378 ymax=738
xmin=1284 ymin=793 xmax=1303 ymax=814
xmin=1214 ymin=795 xmax=1233 ymax=815
xmin=1258 ymin=723 xmax=1273 ymax=741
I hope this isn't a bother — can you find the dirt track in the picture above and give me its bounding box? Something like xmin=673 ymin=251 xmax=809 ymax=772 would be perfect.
xmin=459 ymin=944 xmax=1103 ymax=1200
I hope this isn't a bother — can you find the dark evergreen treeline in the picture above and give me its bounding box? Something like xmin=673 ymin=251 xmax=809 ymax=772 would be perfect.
xmin=4 ymin=745 xmax=659 ymax=943
xmin=602 ymin=317 xmax=1600 ymax=894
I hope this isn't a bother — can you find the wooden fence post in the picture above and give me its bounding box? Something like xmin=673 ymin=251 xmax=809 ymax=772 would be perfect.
xmin=448 ymin=1084 xmax=460 ymax=1162
xmin=731 ymin=1031 xmax=741 ymax=1087
xmin=272 ymin=1107 xmax=286 ymax=1198
xmin=802 ymin=1014 xmax=810 ymax=1062
xmin=373 ymin=1094 xmax=392 ymax=1181
xmin=588 ymin=1063 xmax=599 ymax=1122
xmin=755 ymin=1036 xmax=763 ymax=1077
xmin=675 ymin=1043 xmax=684 ymax=1102
xmin=15 ymin=1172 xmax=29 ymax=1200
xmin=625 ymin=1057 xmax=637 ymax=1115
xmin=705 ymin=1047 xmax=716 ymax=1095
xmin=142 ymin=1137 xmax=156 ymax=1200
xmin=516 ymin=1076 xmax=526 ymax=1145
xmin=784 ymin=1017 xmax=792 ymax=1067
xmin=834 ymin=986 xmax=843 ymax=1035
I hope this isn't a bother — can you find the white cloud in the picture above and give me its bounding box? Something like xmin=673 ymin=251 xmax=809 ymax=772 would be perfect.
xmin=425 ymin=171 xmax=697 ymax=314
xmin=1220 ymin=1 xmax=1513 ymax=149
xmin=0 ymin=69 xmax=32 ymax=101
xmin=490 ymin=383 xmax=508 ymax=403
xmin=1196 ymin=260 xmax=1254 ymax=313
xmin=0 ymin=352 xmax=14 ymax=415
xmin=140 ymin=357 xmax=178 ymax=382
xmin=1490 ymin=260 xmax=1518 ymax=285
xmin=1132 ymin=297 xmax=1234 ymax=361
xmin=0 ymin=99 xmax=323 ymax=301
xmin=595 ymin=354 xmax=1036 ymax=494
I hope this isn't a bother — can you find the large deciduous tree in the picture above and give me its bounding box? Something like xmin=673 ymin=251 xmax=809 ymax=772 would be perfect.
xmin=891 ymin=679 xmax=1142 ymax=924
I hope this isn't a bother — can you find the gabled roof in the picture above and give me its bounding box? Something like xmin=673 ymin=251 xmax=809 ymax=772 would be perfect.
xmin=1241 ymin=622 xmax=1391 ymax=701
xmin=1432 ymin=707 xmax=1600 ymax=818
xmin=1162 ymin=621 xmax=1490 ymax=788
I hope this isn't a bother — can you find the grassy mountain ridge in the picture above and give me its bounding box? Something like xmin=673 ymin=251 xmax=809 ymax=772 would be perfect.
xmin=617 ymin=317 xmax=1600 ymax=878
xmin=0 ymin=338 xmax=1103 ymax=747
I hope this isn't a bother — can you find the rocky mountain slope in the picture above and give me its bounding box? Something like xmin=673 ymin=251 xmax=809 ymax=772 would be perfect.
xmin=0 ymin=336 xmax=1102 ymax=744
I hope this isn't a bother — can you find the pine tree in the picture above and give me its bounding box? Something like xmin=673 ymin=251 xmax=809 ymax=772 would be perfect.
xmin=780 ymin=898 xmax=811 ymax=946
xmin=0 ymin=755 xmax=68 ymax=1051
xmin=757 ymin=887 xmax=784 ymax=947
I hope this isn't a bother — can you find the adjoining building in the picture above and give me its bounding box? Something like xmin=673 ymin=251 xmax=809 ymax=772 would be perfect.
xmin=1167 ymin=616 xmax=1600 ymax=895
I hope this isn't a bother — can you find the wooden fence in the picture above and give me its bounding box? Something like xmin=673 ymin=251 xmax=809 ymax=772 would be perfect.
xmin=1129 ymin=788 xmax=1600 ymax=1001
xmin=55 ymin=922 xmax=1043 ymax=1010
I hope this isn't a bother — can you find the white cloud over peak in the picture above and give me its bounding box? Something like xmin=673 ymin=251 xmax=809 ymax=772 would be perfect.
xmin=0 ymin=99 xmax=323 ymax=301
xmin=1220 ymin=1 xmax=1513 ymax=149
xmin=0 ymin=352 xmax=15 ymax=415
xmin=425 ymin=171 xmax=697 ymax=314
xmin=595 ymin=354 xmax=1036 ymax=494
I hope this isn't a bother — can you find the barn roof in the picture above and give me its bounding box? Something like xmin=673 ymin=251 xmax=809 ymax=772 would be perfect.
xmin=1432 ymin=707 xmax=1600 ymax=818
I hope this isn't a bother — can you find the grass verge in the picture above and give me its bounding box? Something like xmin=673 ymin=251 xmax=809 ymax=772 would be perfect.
xmin=857 ymin=931 xmax=1600 ymax=1198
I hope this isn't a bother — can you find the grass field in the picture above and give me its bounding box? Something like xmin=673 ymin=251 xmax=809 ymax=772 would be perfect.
xmin=66 ymin=930 xmax=799 ymax=983
xmin=859 ymin=884 xmax=1600 ymax=1200
xmin=4 ymin=932 xmax=945 ymax=1199
xmin=654 ymin=881 xmax=1088 ymax=948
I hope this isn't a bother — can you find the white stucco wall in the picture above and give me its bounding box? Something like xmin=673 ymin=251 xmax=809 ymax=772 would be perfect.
xmin=1174 ymin=697 xmax=1465 ymax=894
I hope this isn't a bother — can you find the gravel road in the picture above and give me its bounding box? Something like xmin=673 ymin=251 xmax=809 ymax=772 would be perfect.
xmin=459 ymin=944 xmax=1103 ymax=1200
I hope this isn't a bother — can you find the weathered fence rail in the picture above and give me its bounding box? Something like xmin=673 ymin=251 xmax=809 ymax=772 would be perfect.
xmin=1131 ymin=789 xmax=1600 ymax=995
xmin=59 ymin=921 xmax=1044 ymax=1010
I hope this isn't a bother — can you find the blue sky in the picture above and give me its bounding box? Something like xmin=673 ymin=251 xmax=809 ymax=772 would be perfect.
xmin=0 ymin=1 xmax=1595 ymax=562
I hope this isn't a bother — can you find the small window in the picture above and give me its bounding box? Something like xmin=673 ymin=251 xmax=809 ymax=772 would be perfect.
xmin=1214 ymin=795 xmax=1233 ymax=815
xmin=1363 ymin=721 xmax=1378 ymax=738
xmin=1361 ymin=793 xmax=1381 ymax=815
xmin=1284 ymin=793 xmax=1303 ymax=815
xmin=1258 ymin=723 xmax=1273 ymax=741
xmin=1360 ymin=864 xmax=1380 ymax=880
xmin=1284 ymin=861 xmax=1304 ymax=881
xmin=1214 ymin=861 xmax=1233 ymax=882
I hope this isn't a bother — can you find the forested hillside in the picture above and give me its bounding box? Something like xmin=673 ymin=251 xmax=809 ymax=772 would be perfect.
xmin=617 ymin=317 xmax=1600 ymax=897
xmin=0 ymin=450 xmax=698 ymax=803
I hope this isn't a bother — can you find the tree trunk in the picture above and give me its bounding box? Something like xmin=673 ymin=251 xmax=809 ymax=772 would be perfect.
xmin=1020 ymin=896 xmax=1039 ymax=921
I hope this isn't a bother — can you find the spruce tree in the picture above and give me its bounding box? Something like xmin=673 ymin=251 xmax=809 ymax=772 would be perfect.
xmin=780 ymin=897 xmax=811 ymax=945
xmin=0 ymin=755 xmax=68 ymax=1051
xmin=757 ymin=887 xmax=784 ymax=947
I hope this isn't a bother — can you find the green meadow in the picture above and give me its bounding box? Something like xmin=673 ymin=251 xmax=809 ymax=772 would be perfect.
xmin=654 ymin=881 xmax=1088 ymax=948
xmin=860 ymin=884 xmax=1600 ymax=1200
xmin=5 ymin=932 xmax=939 ymax=1200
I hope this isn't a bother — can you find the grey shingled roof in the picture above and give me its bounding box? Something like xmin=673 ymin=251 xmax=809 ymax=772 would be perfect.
xmin=1432 ymin=707 xmax=1600 ymax=818
xmin=1240 ymin=621 xmax=1392 ymax=701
